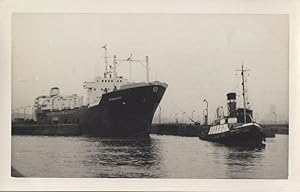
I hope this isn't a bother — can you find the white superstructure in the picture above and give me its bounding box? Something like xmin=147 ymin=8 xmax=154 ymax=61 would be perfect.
xmin=83 ymin=74 xmax=129 ymax=106
xmin=35 ymin=87 xmax=83 ymax=111
xmin=83 ymin=45 xmax=150 ymax=107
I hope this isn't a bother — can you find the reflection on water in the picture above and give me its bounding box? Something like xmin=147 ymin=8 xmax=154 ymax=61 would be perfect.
xmin=11 ymin=134 xmax=288 ymax=178
xmin=223 ymin=146 xmax=264 ymax=178
xmin=81 ymin=138 xmax=162 ymax=177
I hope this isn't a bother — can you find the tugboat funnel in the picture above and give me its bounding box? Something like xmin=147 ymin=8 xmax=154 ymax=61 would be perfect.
xmin=227 ymin=92 xmax=236 ymax=117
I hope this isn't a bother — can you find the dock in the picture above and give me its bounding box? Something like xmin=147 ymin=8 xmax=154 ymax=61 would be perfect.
xmin=261 ymin=124 xmax=289 ymax=137
xmin=151 ymin=123 xmax=207 ymax=137
xmin=151 ymin=123 xmax=288 ymax=137
xmin=12 ymin=123 xmax=81 ymax=136
xmin=11 ymin=123 xmax=288 ymax=137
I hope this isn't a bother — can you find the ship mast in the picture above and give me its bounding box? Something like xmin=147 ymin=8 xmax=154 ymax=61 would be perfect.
xmin=145 ymin=56 xmax=149 ymax=83
xmin=129 ymin=53 xmax=132 ymax=81
xmin=113 ymin=55 xmax=117 ymax=86
xmin=121 ymin=54 xmax=150 ymax=83
xmin=102 ymin=44 xmax=108 ymax=77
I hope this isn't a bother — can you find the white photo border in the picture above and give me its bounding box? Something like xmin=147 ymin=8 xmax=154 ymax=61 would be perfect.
xmin=1 ymin=0 xmax=299 ymax=191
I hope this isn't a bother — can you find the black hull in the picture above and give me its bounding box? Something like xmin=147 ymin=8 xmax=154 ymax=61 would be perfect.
xmin=80 ymin=84 xmax=166 ymax=138
xmin=199 ymin=124 xmax=265 ymax=147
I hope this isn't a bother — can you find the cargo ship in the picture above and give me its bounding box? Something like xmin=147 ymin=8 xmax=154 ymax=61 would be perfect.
xmin=199 ymin=65 xmax=265 ymax=146
xmin=33 ymin=46 xmax=168 ymax=137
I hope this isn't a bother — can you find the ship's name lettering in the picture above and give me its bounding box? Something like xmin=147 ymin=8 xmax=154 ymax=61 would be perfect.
xmin=108 ymin=96 xmax=123 ymax=101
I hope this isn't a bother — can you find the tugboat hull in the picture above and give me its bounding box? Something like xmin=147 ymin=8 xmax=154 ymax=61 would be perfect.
xmin=199 ymin=123 xmax=265 ymax=147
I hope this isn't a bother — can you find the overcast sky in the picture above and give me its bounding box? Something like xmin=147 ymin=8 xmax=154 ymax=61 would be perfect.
xmin=12 ymin=14 xmax=288 ymax=123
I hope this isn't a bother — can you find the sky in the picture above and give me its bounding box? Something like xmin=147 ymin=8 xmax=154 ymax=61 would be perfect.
xmin=12 ymin=13 xmax=289 ymax=123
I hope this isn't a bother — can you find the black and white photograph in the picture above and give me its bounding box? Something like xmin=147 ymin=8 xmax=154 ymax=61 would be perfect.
xmin=1 ymin=0 xmax=300 ymax=191
xmin=11 ymin=13 xmax=289 ymax=179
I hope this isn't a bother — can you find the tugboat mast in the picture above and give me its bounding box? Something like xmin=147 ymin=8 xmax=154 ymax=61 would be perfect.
xmin=236 ymin=62 xmax=250 ymax=123
xmin=237 ymin=65 xmax=250 ymax=123
xmin=241 ymin=65 xmax=247 ymax=123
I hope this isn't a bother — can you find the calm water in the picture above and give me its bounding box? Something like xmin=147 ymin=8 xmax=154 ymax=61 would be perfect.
xmin=11 ymin=134 xmax=288 ymax=178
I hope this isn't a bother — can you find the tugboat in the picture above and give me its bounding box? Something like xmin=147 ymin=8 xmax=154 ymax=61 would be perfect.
xmin=199 ymin=65 xmax=265 ymax=146
xmin=32 ymin=45 xmax=168 ymax=138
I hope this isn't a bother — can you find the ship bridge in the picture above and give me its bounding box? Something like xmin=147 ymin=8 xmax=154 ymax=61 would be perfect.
xmin=83 ymin=75 xmax=129 ymax=106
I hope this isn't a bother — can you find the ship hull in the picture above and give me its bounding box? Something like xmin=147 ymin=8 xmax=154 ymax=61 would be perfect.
xmin=80 ymin=83 xmax=167 ymax=138
xmin=199 ymin=123 xmax=265 ymax=147
xmin=33 ymin=83 xmax=167 ymax=138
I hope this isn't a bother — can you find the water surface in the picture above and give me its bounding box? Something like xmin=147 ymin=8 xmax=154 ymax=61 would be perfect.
xmin=12 ymin=134 xmax=288 ymax=178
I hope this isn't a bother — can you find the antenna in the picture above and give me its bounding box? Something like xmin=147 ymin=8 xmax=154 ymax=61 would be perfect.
xmin=236 ymin=64 xmax=250 ymax=123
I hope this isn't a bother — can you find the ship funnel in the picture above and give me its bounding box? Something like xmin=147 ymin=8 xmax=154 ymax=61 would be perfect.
xmin=50 ymin=87 xmax=60 ymax=97
xmin=227 ymin=92 xmax=236 ymax=117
